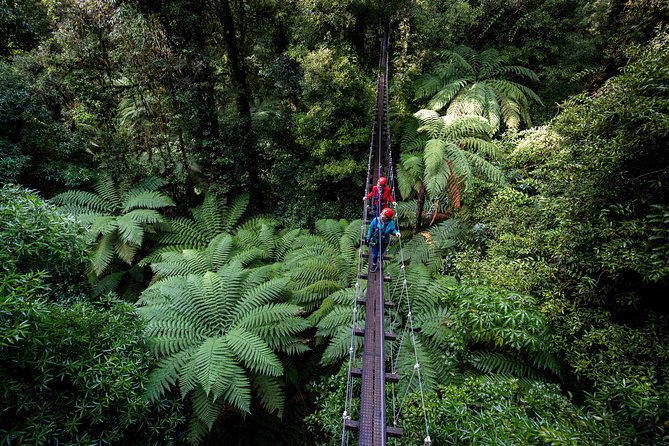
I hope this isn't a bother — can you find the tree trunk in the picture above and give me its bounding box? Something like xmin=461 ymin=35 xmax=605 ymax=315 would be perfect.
xmin=217 ymin=0 xmax=260 ymax=207
xmin=415 ymin=181 xmax=426 ymax=233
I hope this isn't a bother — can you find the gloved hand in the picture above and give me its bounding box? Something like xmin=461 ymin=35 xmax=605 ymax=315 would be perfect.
xmin=363 ymin=196 xmax=368 ymax=201
xmin=395 ymin=232 xmax=401 ymax=238
xmin=392 ymin=201 xmax=397 ymax=208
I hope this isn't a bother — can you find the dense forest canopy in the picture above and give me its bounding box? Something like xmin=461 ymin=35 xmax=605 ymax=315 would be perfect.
xmin=1 ymin=0 xmax=668 ymax=444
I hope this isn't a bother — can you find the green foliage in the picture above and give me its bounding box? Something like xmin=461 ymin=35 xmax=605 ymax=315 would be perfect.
xmin=284 ymin=218 xmax=363 ymax=313
xmin=138 ymin=262 xmax=311 ymax=444
xmin=558 ymin=308 xmax=669 ymax=387
xmin=309 ymin=371 xmax=669 ymax=445
xmin=452 ymin=34 xmax=669 ymax=445
xmin=1 ymin=57 xmax=93 ymax=192
xmin=51 ymin=176 xmax=175 ymax=297
xmin=0 ymin=270 xmax=48 ymax=348
xmin=0 ymin=0 xmax=50 ymax=58
xmin=400 ymin=110 xmax=503 ymax=199
xmin=288 ymin=44 xmax=372 ymax=195
xmin=309 ymin=370 xmax=655 ymax=446
xmin=414 ymin=45 xmax=542 ymax=134
xmin=154 ymin=192 xmax=249 ymax=251
xmin=0 ymin=185 xmax=90 ymax=301
xmin=0 ymin=295 xmax=186 ymax=445
xmin=315 ymin=260 xmax=559 ymax=395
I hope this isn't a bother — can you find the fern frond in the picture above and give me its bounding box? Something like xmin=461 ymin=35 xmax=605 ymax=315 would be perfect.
xmin=315 ymin=219 xmax=345 ymax=246
xmin=123 ymin=190 xmax=175 ymax=212
xmin=94 ymin=175 xmax=121 ymax=210
xmin=394 ymin=336 xmax=441 ymax=393
xmin=489 ymin=65 xmax=539 ymax=82
xmin=150 ymin=250 xmax=209 ymax=278
xmin=274 ymin=228 xmax=302 ymax=261
xmin=93 ymin=271 xmax=123 ymax=295
xmin=423 ymin=138 xmax=447 ymax=178
xmin=308 ymin=296 xmax=337 ymax=325
xmin=184 ymin=272 xmax=225 ymax=332
xmin=468 ymin=351 xmax=544 ymax=380
xmin=321 ymin=326 xmax=362 ymax=365
xmin=316 ymin=305 xmax=355 ymax=337
xmin=51 ymin=190 xmax=112 ymax=214
xmin=216 ymin=262 xmax=246 ymax=323
xmin=237 ymin=277 xmax=289 ymax=316
xmin=240 ymin=303 xmax=309 ymax=336
xmin=414 ymin=72 xmax=444 ymax=100
xmin=461 ymin=150 xmax=504 ymax=185
xmin=252 ymin=375 xmax=284 ymax=416
xmin=230 ymin=247 xmax=265 ymax=266
xmin=125 ymin=208 xmax=165 ymax=225
xmin=224 ymin=327 xmax=283 ymax=376
xmin=191 ymin=387 xmax=223 ymax=431
xmin=427 ymin=78 xmax=471 ymax=111
xmin=158 ymin=217 xmax=210 ymax=248
xmin=222 ymin=193 xmax=249 ymax=232
xmin=92 ymin=234 xmax=117 ymax=275
xmin=218 ymin=361 xmax=252 ymax=413
xmin=144 ymin=351 xmax=190 ymax=402
xmin=116 ymin=213 xmax=144 ymax=247
xmin=195 ymin=336 xmax=232 ymax=397
xmin=429 ymin=218 xmax=468 ymax=250
xmin=131 ymin=176 xmax=168 ymax=192
xmin=90 ymin=216 xmax=118 ymax=237
xmin=206 ymin=233 xmax=234 ymax=270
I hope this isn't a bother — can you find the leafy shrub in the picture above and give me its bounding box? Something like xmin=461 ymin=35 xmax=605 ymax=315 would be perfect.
xmin=0 ymin=185 xmax=90 ymax=301
xmin=0 ymin=288 xmax=187 ymax=444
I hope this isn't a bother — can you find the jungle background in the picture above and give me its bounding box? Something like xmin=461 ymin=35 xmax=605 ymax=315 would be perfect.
xmin=1 ymin=0 xmax=668 ymax=444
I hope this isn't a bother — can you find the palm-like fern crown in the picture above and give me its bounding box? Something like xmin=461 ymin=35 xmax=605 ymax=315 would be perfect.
xmin=138 ymin=261 xmax=311 ymax=443
xmin=51 ymin=176 xmax=175 ymax=276
xmin=398 ymin=111 xmax=504 ymax=203
xmin=414 ymin=45 xmax=542 ymax=133
xmin=283 ymin=219 xmax=362 ymax=313
xmin=399 ymin=217 xmax=469 ymax=273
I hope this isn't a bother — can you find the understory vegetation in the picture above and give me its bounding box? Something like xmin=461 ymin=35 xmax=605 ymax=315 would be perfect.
xmin=1 ymin=0 xmax=668 ymax=444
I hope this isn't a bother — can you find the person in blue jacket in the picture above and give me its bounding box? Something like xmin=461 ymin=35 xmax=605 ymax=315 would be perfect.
xmin=366 ymin=207 xmax=401 ymax=272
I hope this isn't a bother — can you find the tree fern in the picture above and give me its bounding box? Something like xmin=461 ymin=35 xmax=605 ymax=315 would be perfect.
xmin=152 ymin=191 xmax=249 ymax=252
xmin=414 ymin=45 xmax=542 ymax=134
xmin=398 ymin=111 xmax=503 ymax=229
xmin=148 ymin=219 xmax=296 ymax=283
xmin=138 ymin=262 xmax=310 ymax=442
xmin=51 ymin=176 xmax=174 ymax=292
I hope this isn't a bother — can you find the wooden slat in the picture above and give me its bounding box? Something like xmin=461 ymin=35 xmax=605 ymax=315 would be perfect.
xmin=356 ymin=298 xmax=396 ymax=308
xmin=350 ymin=368 xmax=399 ymax=383
xmin=353 ymin=328 xmax=397 ymax=341
xmin=343 ymin=420 xmax=403 ymax=439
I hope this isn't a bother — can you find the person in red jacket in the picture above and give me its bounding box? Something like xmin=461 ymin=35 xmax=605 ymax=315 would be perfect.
xmin=363 ymin=176 xmax=396 ymax=215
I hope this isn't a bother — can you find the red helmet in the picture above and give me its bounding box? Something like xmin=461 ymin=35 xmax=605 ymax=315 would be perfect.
xmin=377 ymin=176 xmax=387 ymax=186
xmin=381 ymin=208 xmax=394 ymax=218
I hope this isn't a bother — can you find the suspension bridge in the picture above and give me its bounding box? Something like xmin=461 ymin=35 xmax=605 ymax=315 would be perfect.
xmin=339 ymin=24 xmax=431 ymax=446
